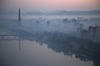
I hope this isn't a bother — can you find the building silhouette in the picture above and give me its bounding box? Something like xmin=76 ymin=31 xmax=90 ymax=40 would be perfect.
xmin=80 ymin=24 xmax=84 ymax=29
xmin=77 ymin=24 xmax=84 ymax=34
xmin=18 ymin=8 xmax=21 ymax=21
xmin=89 ymin=26 xmax=100 ymax=37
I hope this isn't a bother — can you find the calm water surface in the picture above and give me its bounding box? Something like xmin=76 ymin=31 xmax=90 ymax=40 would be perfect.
xmin=0 ymin=39 xmax=93 ymax=66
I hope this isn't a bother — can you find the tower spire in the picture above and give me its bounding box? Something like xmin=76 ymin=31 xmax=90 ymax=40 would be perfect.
xmin=18 ymin=8 xmax=21 ymax=22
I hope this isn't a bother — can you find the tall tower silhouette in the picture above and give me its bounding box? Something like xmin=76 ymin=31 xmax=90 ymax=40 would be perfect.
xmin=18 ymin=8 xmax=21 ymax=22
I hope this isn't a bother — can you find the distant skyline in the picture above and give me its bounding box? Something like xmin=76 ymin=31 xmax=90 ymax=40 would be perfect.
xmin=4 ymin=0 xmax=100 ymax=12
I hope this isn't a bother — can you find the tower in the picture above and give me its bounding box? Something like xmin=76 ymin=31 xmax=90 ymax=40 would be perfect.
xmin=18 ymin=8 xmax=21 ymax=22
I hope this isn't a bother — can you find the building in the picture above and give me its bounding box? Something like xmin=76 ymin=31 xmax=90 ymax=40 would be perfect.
xmin=97 ymin=26 xmax=100 ymax=36
xmin=77 ymin=24 xmax=84 ymax=34
xmin=80 ymin=24 xmax=84 ymax=30
xmin=89 ymin=26 xmax=100 ymax=37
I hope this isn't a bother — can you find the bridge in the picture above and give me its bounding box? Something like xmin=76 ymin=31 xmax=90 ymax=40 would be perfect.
xmin=0 ymin=34 xmax=22 ymax=51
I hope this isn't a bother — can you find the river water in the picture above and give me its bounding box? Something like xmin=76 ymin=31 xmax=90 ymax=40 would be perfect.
xmin=0 ymin=36 xmax=93 ymax=66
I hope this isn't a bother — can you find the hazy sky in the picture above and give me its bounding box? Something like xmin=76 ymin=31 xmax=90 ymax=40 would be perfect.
xmin=5 ymin=0 xmax=100 ymax=11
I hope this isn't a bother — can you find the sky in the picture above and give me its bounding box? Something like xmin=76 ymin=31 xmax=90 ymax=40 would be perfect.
xmin=3 ymin=0 xmax=100 ymax=11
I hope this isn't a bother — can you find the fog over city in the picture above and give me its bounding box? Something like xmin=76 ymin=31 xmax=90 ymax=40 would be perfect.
xmin=0 ymin=0 xmax=100 ymax=66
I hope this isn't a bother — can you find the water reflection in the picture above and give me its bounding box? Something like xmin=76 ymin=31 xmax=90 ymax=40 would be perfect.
xmin=0 ymin=31 xmax=21 ymax=52
xmin=19 ymin=39 xmax=21 ymax=51
xmin=0 ymin=30 xmax=100 ymax=66
xmin=35 ymin=32 xmax=100 ymax=66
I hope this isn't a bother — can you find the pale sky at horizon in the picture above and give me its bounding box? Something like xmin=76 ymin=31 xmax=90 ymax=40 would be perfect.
xmin=5 ymin=0 xmax=100 ymax=11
